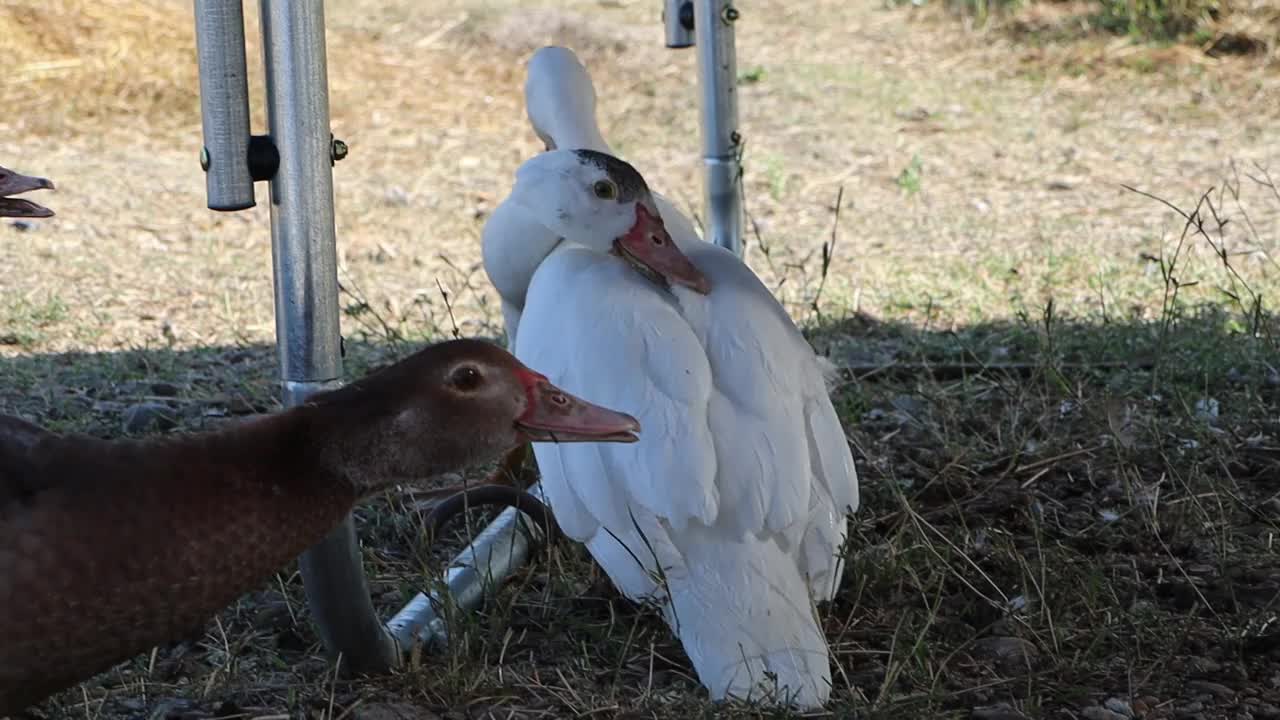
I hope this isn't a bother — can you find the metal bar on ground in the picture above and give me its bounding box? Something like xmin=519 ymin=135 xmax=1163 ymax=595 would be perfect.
xmin=386 ymin=483 xmax=549 ymax=651
xmin=258 ymin=0 xmax=398 ymax=673
xmin=692 ymin=0 xmax=744 ymax=256
xmin=192 ymin=0 xmax=255 ymax=211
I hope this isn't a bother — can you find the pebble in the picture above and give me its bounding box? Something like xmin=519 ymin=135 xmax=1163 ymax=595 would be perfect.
xmin=1189 ymin=680 xmax=1236 ymax=699
xmin=970 ymin=636 xmax=1040 ymax=673
xmin=1105 ymin=697 xmax=1135 ymax=717
xmin=1176 ymin=701 xmax=1205 ymax=718
xmin=123 ymin=402 xmax=178 ymax=433
xmin=150 ymin=381 xmax=181 ymax=397
xmin=1082 ymin=706 xmax=1128 ymax=720
xmin=972 ymin=703 xmax=1029 ymax=720
xmin=353 ymin=703 xmax=442 ymax=720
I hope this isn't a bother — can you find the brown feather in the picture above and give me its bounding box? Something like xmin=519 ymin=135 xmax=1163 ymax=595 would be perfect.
xmin=0 ymin=338 xmax=626 ymax=715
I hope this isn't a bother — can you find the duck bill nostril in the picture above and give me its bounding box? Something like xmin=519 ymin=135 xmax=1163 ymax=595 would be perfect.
xmin=514 ymin=376 xmax=640 ymax=443
xmin=614 ymin=205 xmax=711 ymax=295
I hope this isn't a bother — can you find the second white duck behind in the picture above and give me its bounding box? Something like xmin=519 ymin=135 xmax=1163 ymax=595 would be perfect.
xmin=480 ymin=47 xmax=860 ymax=709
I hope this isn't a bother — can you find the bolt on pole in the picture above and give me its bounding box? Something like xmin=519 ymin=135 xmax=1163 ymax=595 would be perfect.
xmin=666 ymin=0 xmax=744 ymax=257
xmin=193 ymin=0 xmax=396 ymax=674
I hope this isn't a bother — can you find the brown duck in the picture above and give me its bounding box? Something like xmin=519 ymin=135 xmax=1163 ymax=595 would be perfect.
xmin=0 ymin=338 xmax=640 ymax=715
xmin=0 ymin=164 xmax=54 ymax=218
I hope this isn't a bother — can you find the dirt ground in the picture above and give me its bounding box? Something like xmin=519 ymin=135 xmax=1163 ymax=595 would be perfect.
xmin=1 ymin=0 xmax=1279 ymax=718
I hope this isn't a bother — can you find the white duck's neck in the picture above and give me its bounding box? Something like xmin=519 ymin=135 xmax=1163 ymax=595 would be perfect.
xmin=524 ymin=59 xmax=612 ymax=154
xmin=537 ymin=106 xmax=611 ymax=154
xmin=481 ymin=199 xmax=563 ymax=329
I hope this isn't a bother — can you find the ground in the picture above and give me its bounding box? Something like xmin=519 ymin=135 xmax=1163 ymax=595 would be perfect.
xmin=1 ymin=0 xmax=1279 ymax=718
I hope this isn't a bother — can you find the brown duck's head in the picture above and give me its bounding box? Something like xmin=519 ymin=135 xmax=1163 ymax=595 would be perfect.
xmin=0 ymin=165 xmax=55 ymax=219
xmin=308 ymin=338 xmax=640 ymax=494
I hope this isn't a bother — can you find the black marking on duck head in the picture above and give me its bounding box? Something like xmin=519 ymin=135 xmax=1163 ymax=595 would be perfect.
xmin=572 ymin=149 xmax=650 ymax=204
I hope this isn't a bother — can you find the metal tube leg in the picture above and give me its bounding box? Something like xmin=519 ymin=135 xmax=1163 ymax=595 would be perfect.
xmin=193 ymin=0 xmax=255 ymax=211
xmin=386 ymin=482 xmax=549 ymax=651
xmin=259 ymin=0 xmax=398 ymax=673
xmin=692 ymin=0 xmax=744 ymax=257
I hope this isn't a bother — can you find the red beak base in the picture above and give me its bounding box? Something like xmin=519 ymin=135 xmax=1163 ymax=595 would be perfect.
xmin=613 ymin=204 xmax=712 ymax=295
xmin=514 ymin=369 xmax=640 ymax=443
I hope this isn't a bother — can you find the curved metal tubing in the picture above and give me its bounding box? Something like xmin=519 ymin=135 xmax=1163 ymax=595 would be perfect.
xmin=259 ymin=0 xmax=397 ymax=673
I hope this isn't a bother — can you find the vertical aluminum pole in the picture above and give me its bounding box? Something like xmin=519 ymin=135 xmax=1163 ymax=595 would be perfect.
xmin=193 ymin=0 xmax=255 ymax=211
xmin=259 ymin=0 xmax=398 ymax=673
xmin=692 ymin=0 xmax=743 ymax=256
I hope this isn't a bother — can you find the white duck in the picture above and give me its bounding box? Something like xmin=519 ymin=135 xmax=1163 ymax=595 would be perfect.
xmin=479 ymin=49 xmax=860 ymax=709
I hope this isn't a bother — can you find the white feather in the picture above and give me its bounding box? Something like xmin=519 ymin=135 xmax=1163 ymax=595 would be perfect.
xmin=479 ymin=46 xmax=860 ymax=710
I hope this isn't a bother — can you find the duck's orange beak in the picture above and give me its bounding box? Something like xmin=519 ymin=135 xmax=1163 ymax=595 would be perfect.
xmin=0 ymin=166 xmax=55 ymax=219
xmin=514 ymin=371 xmax=640 ymax=443
xmin=613 ymin=204 xmax=711 ymax=295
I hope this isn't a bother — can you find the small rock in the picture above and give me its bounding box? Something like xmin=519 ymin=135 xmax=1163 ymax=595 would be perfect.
xmin=1257 ymin=703 xmax=1280 ymax=718
xmin=971 ymin=636 xmax=1039 ymax=671
xmin=353 ymin=703 xmax=442 ymax=720
xmin=123 ymin=402 xmax=178 ymax=433
xmin=145 ymin=697 xmax=202 ymax=720
xmin=1105 ymin=698 xmax=1135 ymax=717
xmin=1193 ymin=657 xmax=1223 ymax=674
xmin=1176 ymin=701 xmax=1205 ymax=718
xmin=1046 ymin=179 xmax=1075 ymax=190
xmin=972 ymin=703 xmax=1029 ymax=720
xmin=1188 ymin=680 xmax=1236 ymax=699
xmin=227 ymin=397 xmax=262 ymax=415
xmin=150 ymin=382 xmax=181 ymax=397
xmin=889 ymin=394 xmax=928 ymax=425
xmin=1194 ymin=397 xmax=1220 ymax=422
xmin=252 ymin=600 xmax=293 ymax=630
xmin=384 ymin=187 xmax=411 ymax=207
xmin=1082 ymin=706 xmax=1127 ymax=720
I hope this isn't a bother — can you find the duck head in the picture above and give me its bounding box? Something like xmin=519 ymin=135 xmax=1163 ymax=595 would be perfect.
xmin=0 ymin=165 xmax=55 ymax=218
xmin=524 ymin=46 xmax=610 ymax=154
xmin=504 ymin=148 xmax=711 ymax=295
xmin=307 ymin=338 xmax=640 ymax=494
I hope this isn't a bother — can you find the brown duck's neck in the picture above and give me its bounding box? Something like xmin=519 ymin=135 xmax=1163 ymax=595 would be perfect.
xmin=0 ymin=410 xmax=372 ymax=714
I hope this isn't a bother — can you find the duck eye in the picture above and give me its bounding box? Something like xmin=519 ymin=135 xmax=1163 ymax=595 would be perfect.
xmin=592 ymin=180 xmax=618 ymax=200
xmin=450 ymin=365 xmax=483 ymax=391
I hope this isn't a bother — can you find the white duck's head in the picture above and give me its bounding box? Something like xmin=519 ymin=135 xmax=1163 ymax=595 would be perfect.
xmin=505 ymin=148 xmax=711 ymax=295
xmin=524 ymin=46 xmax=610 ymax=154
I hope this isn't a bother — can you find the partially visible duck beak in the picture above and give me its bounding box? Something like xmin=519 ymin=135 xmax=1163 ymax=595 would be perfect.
xmin=516 ymin=372 xmax=641 ymax=443
xmin=0 ymin=166 xmax=55 ymax=218
xmin=613 ymin=203 xmax=711 ymax=295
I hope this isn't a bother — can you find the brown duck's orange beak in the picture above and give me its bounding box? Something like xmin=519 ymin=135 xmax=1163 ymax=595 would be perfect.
xmin=613 ymin=204 xmax=711 ymax=295
xmin=0 ymin=166 xmax=55 ymax=219
xmin=514 ymin=370 xmax=640 ymax=443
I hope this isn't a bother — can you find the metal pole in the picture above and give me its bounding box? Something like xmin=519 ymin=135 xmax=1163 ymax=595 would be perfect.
xmin=692 ymin=0 xmax=744 ymax=256
xmin=193 ymin=0 xmax=255 ymax=211
xmin=258 ymin=0 xmax=398 ymax=673
xmin=663 ymin=0 xmax=695 ymax=48
xmin=387 ymin=484 xmax=549 ymax=651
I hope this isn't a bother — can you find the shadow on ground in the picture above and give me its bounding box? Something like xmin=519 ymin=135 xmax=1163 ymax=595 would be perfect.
xmin=2 ymin=307 xmax=1278 ymax=719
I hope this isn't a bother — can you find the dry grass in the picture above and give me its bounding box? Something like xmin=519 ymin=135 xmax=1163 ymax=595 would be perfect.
xmin=2 ymin=0 xmax=1280 ymax=717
